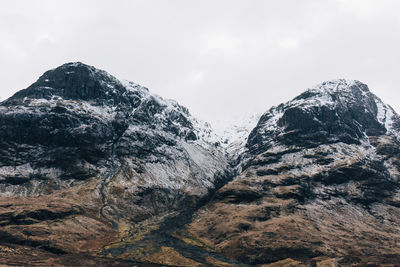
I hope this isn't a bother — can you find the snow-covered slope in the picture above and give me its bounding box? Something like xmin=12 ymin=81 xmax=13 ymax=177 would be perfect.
xmin=214 ymin=114 xmax=261 ymax=157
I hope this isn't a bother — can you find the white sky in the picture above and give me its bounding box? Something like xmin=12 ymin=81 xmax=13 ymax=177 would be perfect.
xmin=1 ymin=0 xmax=400 ymax=128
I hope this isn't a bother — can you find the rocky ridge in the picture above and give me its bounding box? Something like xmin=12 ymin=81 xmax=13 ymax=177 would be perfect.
xmin=0 ymin=65 xmax=400 ymax=266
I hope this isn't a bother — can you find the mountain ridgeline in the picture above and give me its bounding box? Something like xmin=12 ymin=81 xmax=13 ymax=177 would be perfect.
xmin=0 ymin=63 xmax=400 ymax=266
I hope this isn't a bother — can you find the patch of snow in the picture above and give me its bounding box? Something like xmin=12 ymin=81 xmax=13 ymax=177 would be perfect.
xmin=212 ymin=113 xmax=261 ymax=156
xmin=375 ymin=98 xmax=396 ymax=131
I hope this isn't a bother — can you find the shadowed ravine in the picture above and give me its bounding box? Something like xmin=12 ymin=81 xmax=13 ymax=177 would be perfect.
xmin=101 ymin=169 xmax=242 ymax=266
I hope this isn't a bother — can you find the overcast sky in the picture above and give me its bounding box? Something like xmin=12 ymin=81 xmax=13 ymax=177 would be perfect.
xmin=1 ymin=0 xmax=400 ymax=128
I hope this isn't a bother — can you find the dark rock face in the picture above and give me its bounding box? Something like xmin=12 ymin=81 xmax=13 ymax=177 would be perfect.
xmin=247 ymin=80 xmax=397 ymax=153
xmin=6 ymin=62 xmax=130 ymax=105
xmin=241 ymin=79 xmax=400 ymax=207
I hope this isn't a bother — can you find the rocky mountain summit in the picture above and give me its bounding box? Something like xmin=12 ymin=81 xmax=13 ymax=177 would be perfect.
xmin=0 ymin=64 xmax=400 ymax=266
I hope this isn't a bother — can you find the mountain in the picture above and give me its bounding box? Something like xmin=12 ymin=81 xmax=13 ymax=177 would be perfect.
xmin=182 ymin=79 xmax=400 ymax=265
xmin=1 ymin=65 xmax=400 ymax=266
xmin=0 ymin=62 xmax=233 ymax=266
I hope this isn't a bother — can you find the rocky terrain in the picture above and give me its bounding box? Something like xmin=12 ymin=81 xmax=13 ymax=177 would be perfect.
xmin=184 ymin=80 xmax=400 ymax=266
xmin=0 ymin=62 xmax=232 ymax=266
xmin=0 ymin=64 xmax=400 ymax=266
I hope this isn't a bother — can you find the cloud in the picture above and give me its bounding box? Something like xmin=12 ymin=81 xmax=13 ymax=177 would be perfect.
xmin=34 ymin=33 xmax=56 ymax=45
xmin=336 ymin=0 xmax=400 ymax=23
xmin=0 ymin=0 xmax=400 ymax=127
